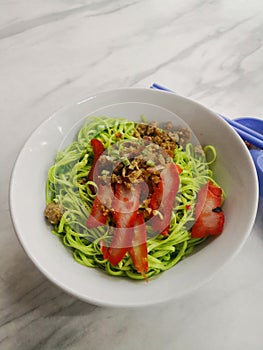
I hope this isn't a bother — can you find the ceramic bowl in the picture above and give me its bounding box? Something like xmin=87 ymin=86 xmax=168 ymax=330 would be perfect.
xmin=9 ymin=88 xmax=258 ymax=307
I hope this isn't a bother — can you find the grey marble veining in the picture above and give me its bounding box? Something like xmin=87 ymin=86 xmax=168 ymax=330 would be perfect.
xmin=0 ymin=0 xmax=142 ymax=40
xmin=1 ymin=0 xmax=263 ymax=349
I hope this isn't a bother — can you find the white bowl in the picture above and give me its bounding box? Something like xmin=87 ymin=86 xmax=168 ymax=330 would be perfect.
xmin=9 ymin=88 xmax=258 ymax=307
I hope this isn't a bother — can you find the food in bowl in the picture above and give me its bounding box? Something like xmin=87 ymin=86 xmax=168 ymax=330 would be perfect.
xmin=44 ymin=116 xmax=225 ymax=280
xmin=10 ymin=88 xmax=258 ymax=307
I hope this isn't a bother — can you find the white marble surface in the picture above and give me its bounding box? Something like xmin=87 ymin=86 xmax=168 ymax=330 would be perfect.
xmin=1 ymin=0 xmax=263 ymax=349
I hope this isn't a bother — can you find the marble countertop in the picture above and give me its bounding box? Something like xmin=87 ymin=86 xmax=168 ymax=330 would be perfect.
xmin=1 ymin=0 xmax=263 ymax=349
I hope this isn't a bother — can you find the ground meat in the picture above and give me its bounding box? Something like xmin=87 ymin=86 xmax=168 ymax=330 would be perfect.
xmin=133 ymin=124 xmax=177 ymax=155
xmin=94 ymin=121 xmax=191 ymax=191
xmin=106 ymin=140 xmax=170 ymax=187
xmin=133 ymin=121 xmax=191 ymax=153
xmin=44 ymin=202 xmax=63 ymax=225
xmin=194 ymin=144 xmax=205 ymax=157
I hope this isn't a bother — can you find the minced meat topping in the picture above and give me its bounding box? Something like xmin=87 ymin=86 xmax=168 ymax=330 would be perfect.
xmin=133 ymin=121 xmax=190 ymax=155
xmin=97 ymin=139 xmax=171 ymax=189
xmin=45 ymin=202 xmax=63 ymax=225
xmin=95 ymin=121 xmax=190 ymax=189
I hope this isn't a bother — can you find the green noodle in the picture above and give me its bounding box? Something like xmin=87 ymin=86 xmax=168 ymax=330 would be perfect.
xmin=46 ymin=116 xmax=222 ymax=280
